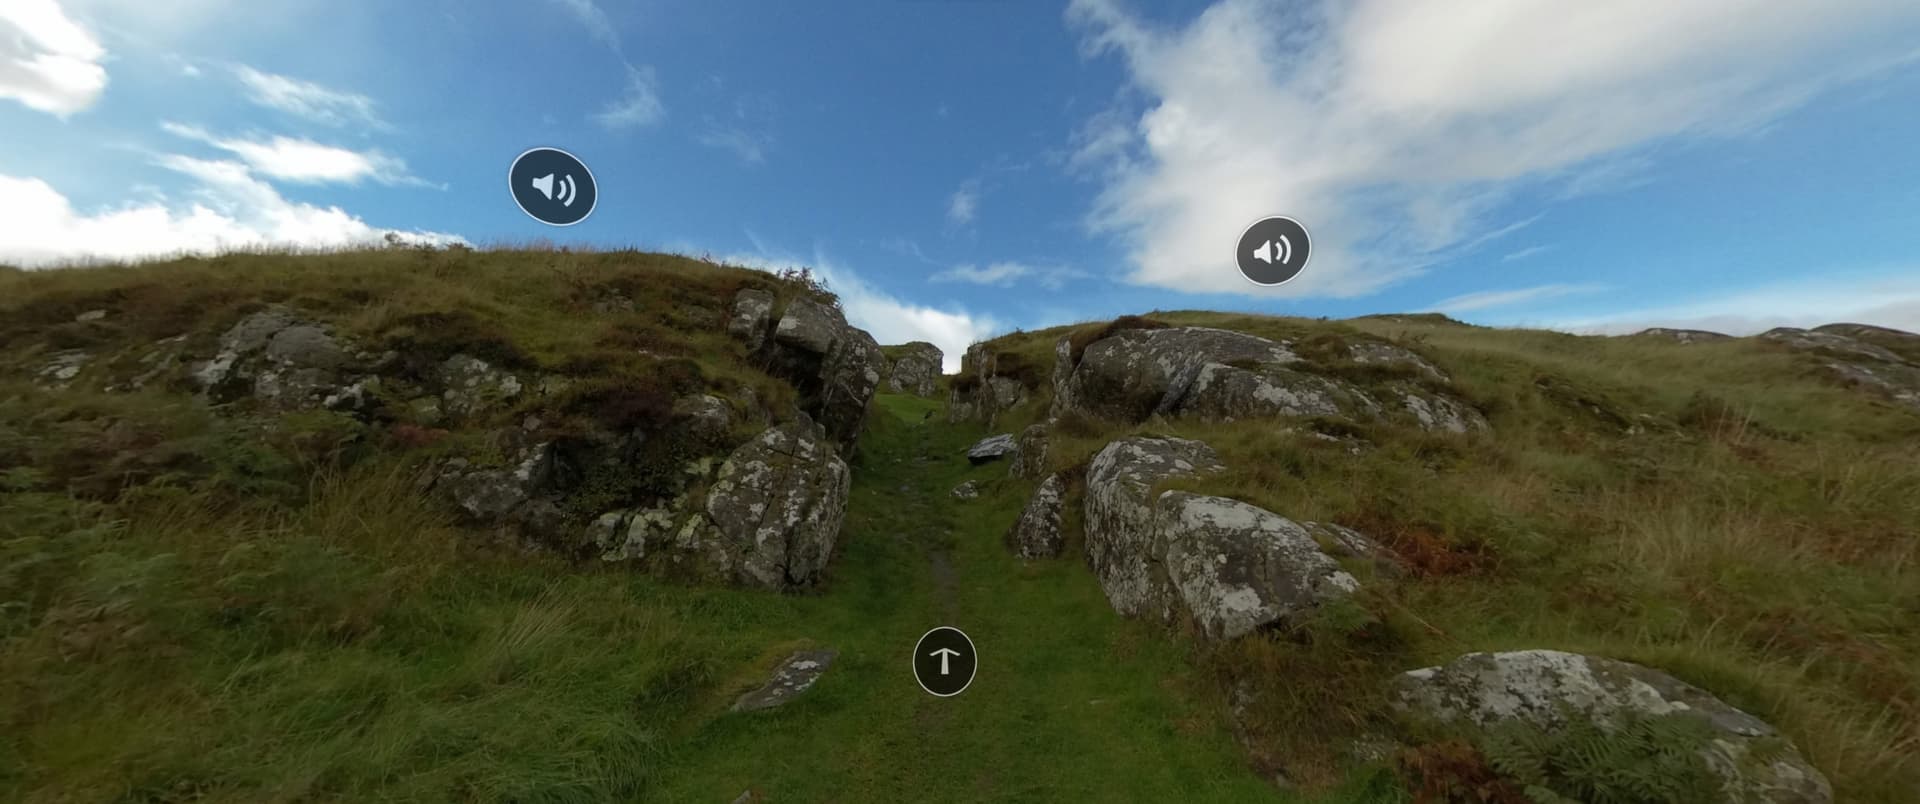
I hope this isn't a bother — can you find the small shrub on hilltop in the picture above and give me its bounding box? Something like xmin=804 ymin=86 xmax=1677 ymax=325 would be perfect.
xmin=1066 ymin=315 xmax=1170 ymax=365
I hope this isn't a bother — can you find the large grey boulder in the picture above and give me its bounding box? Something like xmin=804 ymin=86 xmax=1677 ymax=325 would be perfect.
xmin=725 ymin=294 xmax=884 ymax=451
xmin=1084 ymin=436 xmax=1357 ymax=639
xmin=1055 ymin=328 xmax=1295 ymax=422
xmin=966 ymin=433 xmax=1017 ymax=465
xmin=886 ymin=341 xmax=943 ymax=396
xmin=695 ymin=422 xmax=851 ymax=590
xmin=1051 ymin=326 xmax=1484 ymax=433
xmin=1007 ymin=473 xmax=1066 ymax=559
xmin=1395 ymin=650 xmax=1832 ymax=804
xmin=728 ymin=289 xmax=776 ymax=351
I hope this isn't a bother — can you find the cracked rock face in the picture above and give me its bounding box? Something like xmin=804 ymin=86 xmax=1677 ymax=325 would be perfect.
xmin=1052 ymin=326 xmax=1485 ymax=433
xmin=732 ymin=649 xmax=837 ymax=712
xmin=701 ymin=422 xmax=851 ymax=590
xmin=725 ymin=293 xmax=884 ymax=452
xmin=1083 ymin=435 xmax=1359 ymax=639
xmin=1006 ymin=473 xmax=1066 ymax=559
xmin=433 ymin=441 xmax=554 ymax=526
xmin=886 ymin=341 xmax=943 ymax=397
xmin=948 ymin=343 xmax=1030 ymax=423
xmin=1010 ymin=423 xmax=1050 ymax=479
xmin=1395 ymin=650 xmax=1832 ymax=804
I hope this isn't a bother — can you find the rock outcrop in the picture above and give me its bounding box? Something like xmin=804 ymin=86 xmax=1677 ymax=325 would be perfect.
xmin=1010 ymin=423 xmax=1050 ymax=479
xmin=1635 ymin=327 xmax=1731 ymax=343
xmin=1762 ymin=326 xmax=1920 ymax=412
xmin=1084 ymin=436 xmax=1359 ymax=639
xmin=732 ymin=649 xmax=837 ymax=712
xmin=1395 ymin=650 xmax=1832 ymax=804
xmin=1051 ymin=326 xmax=1487 ymax=433
xmin=437 ymin=354 xmax=524 ymax=421
xmin=966 ymin=433 xmax=1017 ymax=465
xmin=193 ymin=307 xmax=368 ymax=411
xmin=1007 ymin=473 xmax=1066 ymax=559
xmin=694 ymin=422 xmax=851 ymax=590
xmin=947 ymin=343 xmax=1031 ymax=423
xmin=1812 ymin=322 xmax=1920 ymax=364
xmin=885 ymin=341 xmax=943 ymax=397
xmin=726 ymin=291 xmax=885 ymax=450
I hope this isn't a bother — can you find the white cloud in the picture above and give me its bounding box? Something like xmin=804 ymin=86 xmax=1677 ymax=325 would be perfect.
xmin=932 ymin=260 xmax=1092 ymax=290
xmin=1430 ymin=283 xmax=1605 ymax=314
xmin=701 ymin=238 xmax=1002 ymax=374
xmin=1551 ymin=271 xmax=1920 ymax=336
xmin=0 ymin=0 xmax=108 ymax=117
xmin=161 ymin=122 xmax=433 ymax=187
xmin=1065 ymin=0 xmax=1920 ymax=299
xmin=1500 ymin=245 xmax=1554 ymax=263
xmin=233 ymin=65 xmax=383 ymax=128
xmin=0 ymin=165 xmax=463 ymax=268
xmin=595 ymin=64 xmax=665 ymax=130
xmin=549 ymin=0 xmax=621 ymax=51
xmin=696 ymin=124 xmax=768 ymax=163
xmin=947 ymin=181 xmax=978 ymax=225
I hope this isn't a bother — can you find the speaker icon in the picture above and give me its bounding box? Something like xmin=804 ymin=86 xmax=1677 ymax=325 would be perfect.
xmin=1252 ymin=235 xmax=1293 ymax=265
xmin=531 ymin=173 xmax=578 ymax=207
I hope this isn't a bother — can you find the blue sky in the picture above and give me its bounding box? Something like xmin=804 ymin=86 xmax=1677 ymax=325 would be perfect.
xmin=5 ymin=0 xmax=1920 ymax=369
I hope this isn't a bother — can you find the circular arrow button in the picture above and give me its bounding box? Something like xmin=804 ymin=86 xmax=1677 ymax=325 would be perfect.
xmin=509 ymin=147 xmax=598 ymax=227
xmin=912 ymin=626 xmax=977 ymax=697
xmin=1235 ymin=215 xmax=1311 ymax=286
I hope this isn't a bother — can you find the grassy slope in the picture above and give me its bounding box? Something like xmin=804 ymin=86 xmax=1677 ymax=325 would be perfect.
xmin=973 ymin=310 xmax=1920 ymax=799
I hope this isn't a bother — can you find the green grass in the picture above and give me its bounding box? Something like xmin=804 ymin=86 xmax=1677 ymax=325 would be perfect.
xmin=0 ymin=390 xmax=1401 ymax=802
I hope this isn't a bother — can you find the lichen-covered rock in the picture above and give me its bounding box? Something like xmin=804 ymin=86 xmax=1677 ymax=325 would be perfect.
xmin=1344 ymin=340 xmax=1448 ymax=383
xmin=1010 ymin=423 xmax=1050 ymax=479
xmin=1395 ymin=650 xmax=1832 ymax=804
xmin=950 ymin=480 xmax=981 ymax=500
xmin=966 ymin=433 xmax=1017 ymax=465
xmin=674 ymin=394 xmax=733 ymax=440
xmin=191 ymin=307 xmax=368 ymax=411
xmin=728 ymin=289 xmax=776 ymax=350
xmin=437 ymin=354 xmax=524 ymax=421
xmin=1395 ymin=387 xmax=1491 ymax=434
xmin=886 ymin=341 xmax=943 ymax=396
xmin=1635 ymin=327 xmax=1732 ymax=344
xmin=698 ymin=423 xmax=850 ymax=590
xmin=1057 ymin=327 xmax=1296 ymax=422
xmin=36 ymin=350 xmax=90 ymax=388
xmin=1173 ymin=363 xmax=1377 ymax=422
xmin=1007 ymin=473 xmax=1066 ymax=559
xmin=947 ymin=343 xmax=1030 ymax=423
xmin=1083 ymin=436 xmax=1358 ymax=638
xmin=1761 ymin=327 xmax=1920 ymax=412
xmin=432 ymin=441 xmax=553 ymax=525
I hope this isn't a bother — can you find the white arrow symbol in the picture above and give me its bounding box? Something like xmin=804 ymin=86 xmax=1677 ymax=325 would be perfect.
xmin=928 ymin=647 xmax=961 ymax=675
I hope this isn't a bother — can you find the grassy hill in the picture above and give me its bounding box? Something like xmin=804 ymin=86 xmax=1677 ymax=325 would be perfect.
xmin=2 ymin=251 xmax=1916 ymax=802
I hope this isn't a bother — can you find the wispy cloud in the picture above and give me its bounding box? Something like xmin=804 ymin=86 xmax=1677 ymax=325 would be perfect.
xmin=548 ymin=0 xmax=621 ymax=50
xmin=232 ymin=65 xmax=383 ymax=129
xmin=697 ymin=125 xmax=768 ymax=163
xmin=1431 ymin=283 xmax=1605 ymax=314
xmin=1066 ymin=0 xmax=1920 ymax=298
xmin=947 ymin=181 xmax=979 ymax=225
xmin=0 ymin=0 xmax=109 ymax=117
xmin=161 ymin=122 xmax=437 ymax=187
xmin=595 ymin=64 xmax=665 ymax=130
xmin=1500 ymin=245 xmax=1554 ymax=263
xmin=932 ymin=260 xmax=1092 ymax=290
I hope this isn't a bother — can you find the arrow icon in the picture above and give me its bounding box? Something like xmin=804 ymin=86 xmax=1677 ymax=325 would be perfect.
xmin=928 ymin=647 xmax=961 ymax=675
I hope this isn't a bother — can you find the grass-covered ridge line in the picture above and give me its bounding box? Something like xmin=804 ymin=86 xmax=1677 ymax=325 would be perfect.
xmin=3 ymin=250 xmax=1918 ymax=801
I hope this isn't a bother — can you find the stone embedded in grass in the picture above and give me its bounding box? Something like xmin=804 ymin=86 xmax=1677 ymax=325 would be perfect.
xmin=732 ymin=649 xmax=837 ymax=712
xmin=951 ymin=480 xmax=981 ymax=500
xmin=966 ymin=433 xmax=1017 ymax=465
xmin=1394 ymin=650 xmax=1833 ymax=804
xmin=36 ymin=349 xmax=90 ymax=388
xmin=437 ymin=353 xmax=524 ymax=421
xmin=1007 ymin=473 xmax=1066 ymax=559
xmin=1759 ymin=326 xmax=1920 ymax=412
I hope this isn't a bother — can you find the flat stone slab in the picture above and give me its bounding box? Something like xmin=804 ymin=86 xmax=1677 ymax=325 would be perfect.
xmin=966 ymin=433 xmax=1017 ymax=464
xmin=732 ymin=649 xmax=837 ymax=712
